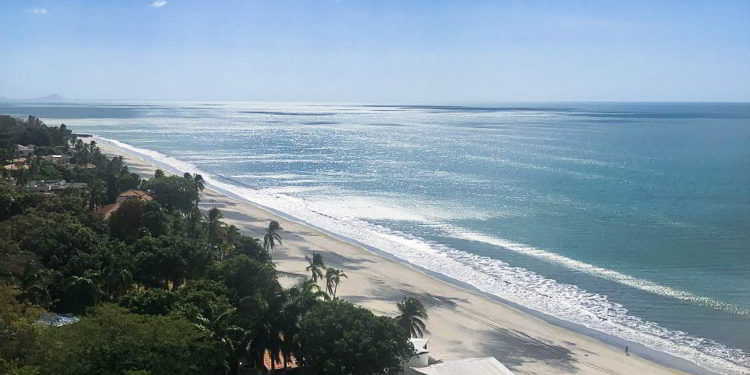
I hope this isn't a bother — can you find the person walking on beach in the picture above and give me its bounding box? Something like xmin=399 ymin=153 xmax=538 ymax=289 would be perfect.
xmin=625 ymin=346 xmax=629 ymax=355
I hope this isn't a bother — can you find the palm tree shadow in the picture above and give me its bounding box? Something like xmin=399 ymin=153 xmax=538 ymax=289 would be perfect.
xmin=344 ymin=283 xmax=468 ymax=311
xmin=200 ymin=208 xmax=265 ymax=232
xmin=316 ymin=250 xmax=376 ymax=271
xmin=481 ymin=328 xmax=577 ymax=372
xmin=339 ymin=281 xmax=576 ymax=372
xmin=273 ymin=247 xmax=376 ymax=270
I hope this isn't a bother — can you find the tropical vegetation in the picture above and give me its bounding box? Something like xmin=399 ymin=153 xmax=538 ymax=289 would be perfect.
xmin=395 ymin=297 xmax=429 ymax=338
xmin=0 ymin=115 xmax=427 ymax=375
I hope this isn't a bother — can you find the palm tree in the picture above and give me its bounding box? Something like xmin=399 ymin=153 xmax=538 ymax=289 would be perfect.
xmin=62 ymin=274 xmax=101 ymax=314
xmin=275 ymin=282 xmax=329 ymax=371
xmin=73 ymin=138 xmax=89 ymax=163
xmin=325 ymin=268 xmax=347 ymax=298
xmin=88 ymin=180 xmax=108 ymax=209
xmin=185 ymin=207 xmax=205 ymax=239
xmin=107 ymin=156 xmax=125 ymax=174
xmin=296 ymin=279 xmax=329 ymax=302
xmin=238 ymin=293 xmax=287 ymax=374
xmin=182 ymin=173 xmax=205 ymax=192
xmin=263 ymin=220 xmax=282 ymax=252
xmin=101 ymin=260 xmax=133 ymax=300
xmin=305 ymin=252 xmax=326 ymax=283
xmin=206 ymin=207 xmax=223 ymax=246
xmin=395 ymin=296 xmax=428 ymax=338
xmin=194 ymin=173 xmax=205 ymax=192
xmin=193 ymin=306 xmax=245 ymax=375
xmin=225 ymin=225 xmax=241 ymax=244
xmin=215 ymin=242 xmax=231 ymax=262
xmin=154 ymin=169 xmax=165 ymax=178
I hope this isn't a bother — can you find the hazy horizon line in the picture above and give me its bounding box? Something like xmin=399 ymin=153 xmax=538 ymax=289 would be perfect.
xmin=2 ymin=95 xmax=749 ymax=105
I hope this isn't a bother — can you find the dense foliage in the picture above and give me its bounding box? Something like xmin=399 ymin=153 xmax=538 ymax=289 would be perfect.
xmin=299 ymin=300 xmax=413 ymax=375
xmin=36 ymin=304 xmax=225 ymax=375
xmin=0 ymin=116 xmax=417 ymax=375
xmin=0 ymin=115 xmax=71 ymax=156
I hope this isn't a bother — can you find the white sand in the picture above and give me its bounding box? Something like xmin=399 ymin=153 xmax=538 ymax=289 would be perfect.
xmin=99 ymin=142 xmax=690 ymax=375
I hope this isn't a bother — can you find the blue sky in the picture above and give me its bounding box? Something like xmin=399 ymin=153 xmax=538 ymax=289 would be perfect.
xmin=1 ymin=0 xmax=748 ymax=102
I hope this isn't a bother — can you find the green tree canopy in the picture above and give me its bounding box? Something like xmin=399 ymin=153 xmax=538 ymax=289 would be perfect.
xmin=109 ymin=200 xmax=172 ymax=243
xmin=0 ymin=115 xmax=71 ymax=150
xmin=175 ymin=279 xmax=233 ymax=321
xmin=142 ymin=175 xmax=199 ymax=211
xmin=210 ymin=255 xmax=280 ymax=302
xmin=34 ymin=304 xmax=225 ymax=375
xmin=119 ymin=288 xmax=179 ymax=316
xmin=298 ymin=300 xmax=412 ymax=375
xmin=0 ymin=285 xmax=43 ymax=374
xmin=236 ymin=236 xmax=269 ymax=263
xmin=1 ymin=213 xmax=102 ymax=274
xmin=133 ymin=235 xmax=211 ymax=290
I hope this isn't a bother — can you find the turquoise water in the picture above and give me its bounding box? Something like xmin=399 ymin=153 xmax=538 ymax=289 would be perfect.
xmin=2 ymin=101 xmax=748 ymax=374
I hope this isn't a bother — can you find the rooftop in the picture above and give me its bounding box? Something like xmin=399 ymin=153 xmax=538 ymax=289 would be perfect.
xmin=25 ymin=180 xmax=87 ymax=191
xmin=118 ymin=189 xmax=152 ymax=200
xmin=97 ymin=203 xmax=122 ymax=219
xmin=2 ymin=164 xmax=28 ymax=171
xmin=412 ymin=357 xmax=514 ymax=375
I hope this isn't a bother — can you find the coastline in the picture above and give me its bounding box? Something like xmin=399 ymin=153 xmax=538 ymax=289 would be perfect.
xmin=96 ymin=139 xmax=710 ymax=375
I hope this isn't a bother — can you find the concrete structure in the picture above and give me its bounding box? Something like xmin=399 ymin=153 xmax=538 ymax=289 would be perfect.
xmin=410 ymin=357 xmax=514 ymax=375
xmin=42 ymin=154 xmax=70 ymax=165
xmin=25 ymin=180 xmax=87 ymax=193
xmin=404 ymin=338 xmax=430 ymax=368
xmin=16 ymin=144 xmax=35 ymax=157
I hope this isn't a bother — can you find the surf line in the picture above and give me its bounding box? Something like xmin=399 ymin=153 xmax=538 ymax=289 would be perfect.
xmin=437 ymin=224 xmax=749 ymax=317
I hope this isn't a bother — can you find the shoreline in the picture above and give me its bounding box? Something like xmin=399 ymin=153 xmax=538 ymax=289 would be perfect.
xmin=95 ymin=139 xmax=720 ymax=375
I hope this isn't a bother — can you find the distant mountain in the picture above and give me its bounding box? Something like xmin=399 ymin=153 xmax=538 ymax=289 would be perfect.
xmin=0 ymin=93 xmax=71 ymax=103
xmin=28 ymin=93 xmax=70 ymax=102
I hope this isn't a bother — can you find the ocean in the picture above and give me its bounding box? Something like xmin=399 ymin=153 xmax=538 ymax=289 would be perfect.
xmin=2 ymin=101 xmax=748 ymax=374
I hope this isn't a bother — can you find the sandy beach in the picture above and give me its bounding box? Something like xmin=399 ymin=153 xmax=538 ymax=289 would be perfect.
xmin=98 ymin=141 xmax=692 ymax=375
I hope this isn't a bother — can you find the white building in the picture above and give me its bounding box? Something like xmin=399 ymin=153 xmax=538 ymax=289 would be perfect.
xmin=25 ymin=180 xmax=87 ymax=193
xmin=42 ymin=154 xmax=70 ymax=165
xmin=404 ymin=338 xmax=430 ymax=368
xmin=410 ymin=357 xmax=515 ymax=375
xmin=16 ymin=144 xmax=36 ymax=157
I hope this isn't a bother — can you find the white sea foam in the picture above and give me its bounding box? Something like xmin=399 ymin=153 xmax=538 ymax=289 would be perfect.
xmin=95 ymin=136 xmax=750 ymax=375
xmin=230 ymin=173 xmax=307 ymax=180
xmin=181 ymin=154 xmax=297 ymax=161
xmin=435 ymin=224 xmax=750 ymax=318
xmin=257 ymin=186 xmax=327 ymax=194
xmin=305 ymin=195 xmax=499 ymax=221
xmin=466 ymin=155 xmax=611 ymax=180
